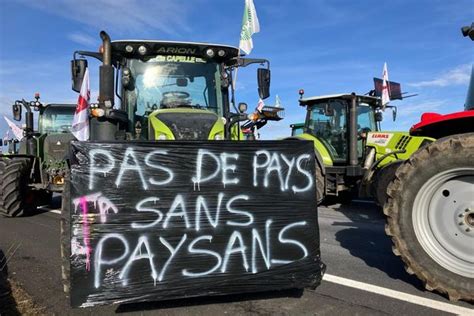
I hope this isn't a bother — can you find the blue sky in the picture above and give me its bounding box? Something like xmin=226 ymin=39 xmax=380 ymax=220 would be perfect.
xmin=0 ymin=0 xmax=472 ymax=140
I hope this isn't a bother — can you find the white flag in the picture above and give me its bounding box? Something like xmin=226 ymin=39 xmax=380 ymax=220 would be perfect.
xmin=239 ymin=0 xmax=260 ymax=55
xmin=381 ymin=62 xmax=390 ymax=107
xmin=3 ymin=116 xmax=23 ymax=141
xmin=72 ymin=68 xmax=90 ymax=141
xmin=256 ymin=98 xmax=265 ymax=112
xmin=275 ymin=94 xmax=282 ymax=107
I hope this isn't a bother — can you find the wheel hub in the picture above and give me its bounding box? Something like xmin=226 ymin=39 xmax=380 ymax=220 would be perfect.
xmin=464 ymin=209 xmax=474 ymax=228
xmin=456 ymin=206 xmax=474 ymax=234
xmin=413 ymin=168 xmax=474 ymax=278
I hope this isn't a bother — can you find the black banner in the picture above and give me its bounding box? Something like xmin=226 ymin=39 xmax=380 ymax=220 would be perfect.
xmin=68 ymin=141 xmax=323 ymax=308
xmin=373 ymin=77 xmax=402 ymax=100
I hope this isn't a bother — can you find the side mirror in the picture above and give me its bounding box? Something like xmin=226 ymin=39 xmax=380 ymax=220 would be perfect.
xmin=238 ymin=102 xmax=248 ymax=113
xmin=121 ymin=67 xmax=135 ymax=91
xmin=71 ymin=59 xmax=88 ymax=92
xmin=257 ymin=68 xmax=270 ymax=100
xmin=392 ymin=107 xmax=397 ymax=121
xmin=12 ymin=103 xmax=22 ymax=121
xmin=375 ymin=112 xmax=383 ymax=122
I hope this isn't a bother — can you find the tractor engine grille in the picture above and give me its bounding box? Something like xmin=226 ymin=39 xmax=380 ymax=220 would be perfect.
xmin=43 ymin=133 xmax=75 ymax=161
xmin=395 ymin=135 xmax=412 ymax=150
xmin=153 ymin=112 xmax=218 ymax=140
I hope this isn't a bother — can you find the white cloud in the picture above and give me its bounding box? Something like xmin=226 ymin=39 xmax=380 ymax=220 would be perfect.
xmin=396 ymin=99 xmax=445 ymax=117
xmin=369 ymin=99 xmax=451 ymax=132
xmin=0 ymin=59 xmax=64 ymax=77
xmin=68 ymin=32 xmax=97 ymax=47
xmin=15 ymin=0 xmax=191 ymax=35
xmin=0 ymin=95 xmax=14 ymax=116
xmin=409 ymin=64 xmax=472 ymax=88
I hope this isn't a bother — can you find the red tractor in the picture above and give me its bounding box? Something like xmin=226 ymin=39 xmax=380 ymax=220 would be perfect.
xmin=383 ymin=24 xmax=474 ymax=301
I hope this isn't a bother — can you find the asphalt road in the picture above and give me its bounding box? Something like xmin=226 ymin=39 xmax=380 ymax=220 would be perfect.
xmin=0 ymin=198 xmax=472 ymax=315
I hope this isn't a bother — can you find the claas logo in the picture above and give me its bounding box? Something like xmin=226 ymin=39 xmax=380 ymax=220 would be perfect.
xmin=372 ymin=133 xmax=390 ymax=138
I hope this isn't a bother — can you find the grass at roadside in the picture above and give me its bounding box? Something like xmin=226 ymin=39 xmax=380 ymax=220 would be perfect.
xmin=0 ymin=278 xmax=45 ymax=316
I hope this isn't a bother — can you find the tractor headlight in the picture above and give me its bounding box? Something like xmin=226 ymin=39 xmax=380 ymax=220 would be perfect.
xmin=206 ymin=48 xmax=215 ymax=57
xmin=157 ymin=134 xmax=167 ymax=140
xmin=91 ymin=108 xmax=105 ymax=117
xmin=138 ymin=45 xmax=147 ymax=55
xmin=125 ymin=45 xmax=134 ymax=53
xmin=53 ymin=175 xmax=65 ymax=185
xmin=214 ymin=134 xmax=223 ymax=140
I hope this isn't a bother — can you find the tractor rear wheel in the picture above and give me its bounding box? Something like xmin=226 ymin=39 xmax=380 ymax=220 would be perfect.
xmin=0 ymin=158 xmax=36 ymax=217
xmin=384 ymin=133 xmax=474 ymax=301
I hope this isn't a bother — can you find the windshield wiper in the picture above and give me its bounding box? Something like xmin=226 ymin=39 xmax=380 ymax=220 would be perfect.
xmin=176 ymin=104 xmax=204 ymax=109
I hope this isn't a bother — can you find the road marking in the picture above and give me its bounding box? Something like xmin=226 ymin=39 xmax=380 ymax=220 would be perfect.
xmin=49 ymin=209 xmax=61 ymax=215
xmin=323 ymin=274 xmax=474 ymax=315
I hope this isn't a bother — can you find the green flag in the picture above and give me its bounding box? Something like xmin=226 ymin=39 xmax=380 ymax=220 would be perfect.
xmin=239 ymin=0 xmax=260 ymax=55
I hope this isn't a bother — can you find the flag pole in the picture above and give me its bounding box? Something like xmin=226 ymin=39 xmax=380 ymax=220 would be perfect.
xmin=232 ymin=49 xmax=241 ymax=92
xmin=235 ymin=0 xmax=259 ymax=101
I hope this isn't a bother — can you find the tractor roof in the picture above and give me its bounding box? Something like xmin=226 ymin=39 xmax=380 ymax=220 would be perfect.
xmin=46 ymin=103 xmax=76 ymax=107
xmin=40 ymin=104 xmax=76 ymax=114
xmin=44 ymin=104 xmax=76 ymax=110
xmin=111 ymin=40 xmax=240 ymax=59
xmin=300 ymin=94 xmax=380 ymax=105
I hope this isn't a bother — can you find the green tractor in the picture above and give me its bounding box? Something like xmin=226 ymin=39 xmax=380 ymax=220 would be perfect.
xmin=289 ymin=91 xmax=434 ymax=205
xmin=70 ymin=32 xmax=273 ymax=143
xmin=0 ymin=95 xmax=75 ymax=216
xmin=60 ymin=31 xmax=287 ymax=293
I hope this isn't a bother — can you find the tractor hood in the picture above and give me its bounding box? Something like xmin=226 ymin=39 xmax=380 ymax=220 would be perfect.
xmin=148 ymin=108 xmax=224 ymax=140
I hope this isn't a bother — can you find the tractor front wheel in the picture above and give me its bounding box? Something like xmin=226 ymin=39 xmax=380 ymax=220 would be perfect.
xmin=384 ymin=133 xmax=474 ymax=301
xmin=315 ymin=163 xmax=325 ymax=205
xmin=0 ymin=158 xmax=36 ymax=217
xmin=373 ymin=161 xmax=403 ymax=207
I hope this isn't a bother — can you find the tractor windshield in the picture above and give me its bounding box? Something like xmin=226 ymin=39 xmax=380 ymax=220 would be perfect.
xmin=306 ymin=101 xmax=376 ymax=163
xmin=127 ymin=56 xmax=224 ymax=117
xmin=40 ymin=106 xmax=75 ymax=134
xmin=356 ymin=104 xmax=377 ymax=158
xmin=307 ymin=100 xmax=348 ymax=163
xmin=357 ymin=104 xmax=376 ymax=134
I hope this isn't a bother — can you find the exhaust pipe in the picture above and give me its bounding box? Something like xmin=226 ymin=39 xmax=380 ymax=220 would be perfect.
xmin=99 ymin=31 xmax=114 ymax=108
xmin=91 ymin=30 xmax=118 ymax=141
xmin=100 ymin=31 xmax=112 ymax=66
xmin=348 ymin=93 xmax=358 ymax=167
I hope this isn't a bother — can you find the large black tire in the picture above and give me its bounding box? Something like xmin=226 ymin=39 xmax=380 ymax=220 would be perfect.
xmin=0 ymin=158 xmax=36 ymax=217
xmin=384 ymin=133 xmax=474 ymax=302
xmin=315 ymin=163 xmax=325 ymax=205
xmin=60 ymin=179 xmax=71 ymax=294
xmin=373 ymin=161 xmax=403 ymax=207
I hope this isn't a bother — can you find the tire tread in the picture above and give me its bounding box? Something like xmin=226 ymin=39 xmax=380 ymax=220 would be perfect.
xmin=384 ymin=133 xmax=474 ymax=302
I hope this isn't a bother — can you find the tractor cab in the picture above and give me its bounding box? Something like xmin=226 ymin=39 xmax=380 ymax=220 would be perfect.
xmin=299 ymin=93 xmax=381 ymax=165
xmin=9 ymin=97 xmax=76 ymax=157
xmin=71 ymin=32 xmax=272 ymax=142
xmin=39 ymin=104 xmax=75 ymax=134
xmin=292 ymin=90 xmax=433 ymax=202
xmin=115 ymin=41 xmax=239 ymax=141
